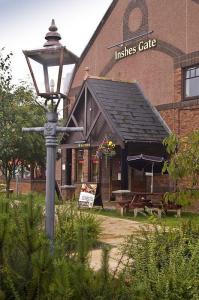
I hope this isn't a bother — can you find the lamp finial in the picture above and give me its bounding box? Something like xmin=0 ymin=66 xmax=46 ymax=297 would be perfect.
xmin=44 ymin=19 xmax=62 ymax=47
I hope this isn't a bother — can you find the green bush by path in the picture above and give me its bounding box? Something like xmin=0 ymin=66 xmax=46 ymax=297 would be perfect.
xmin=55 ymin=202 xmax=101 ymax=257
xmin=122 ymin=221 xmax=199 ymax=300
xmin=0 ymin=195 xmax=126 ymax=299
xmin=1 ymin=194 xmax=199 ymax=299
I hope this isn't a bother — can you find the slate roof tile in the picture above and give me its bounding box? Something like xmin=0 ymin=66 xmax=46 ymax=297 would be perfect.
xmin=87 ymin=78 xmax=170 ymax=143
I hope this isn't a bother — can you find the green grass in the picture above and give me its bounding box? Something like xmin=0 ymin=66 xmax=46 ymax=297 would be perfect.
xmin=0 ymin=192 xmax=62 ymax=205
xmin=3 ymin=193 xmax=199 ymax=228
xmin=90 ymin=207 xmax=199 ymax=227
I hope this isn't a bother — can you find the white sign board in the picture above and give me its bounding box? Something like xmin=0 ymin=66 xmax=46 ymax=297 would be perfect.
xmin=145 ymin=172 xmax=153 ymax=176
xmin=79 ymin=192 xmax=95 ymax=208
xmin=118 ymin=172 xmax=121 ymax=180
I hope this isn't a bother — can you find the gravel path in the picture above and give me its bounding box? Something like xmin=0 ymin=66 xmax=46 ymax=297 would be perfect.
xmin=89 ymin=215 xmax=152 ymax=271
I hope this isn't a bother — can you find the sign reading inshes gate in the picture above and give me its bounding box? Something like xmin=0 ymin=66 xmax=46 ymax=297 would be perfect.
xmin=115 ymin=38 xmax=157 ymax=61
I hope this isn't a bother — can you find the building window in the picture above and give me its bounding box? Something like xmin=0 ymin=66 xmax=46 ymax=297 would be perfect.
xmin=90 ymin=149 xmax=99 ymax=183
xmin=76 ymin=149 xmax=84 ymax=182
xmin=185 ymin=65 xmax=199 ymax=98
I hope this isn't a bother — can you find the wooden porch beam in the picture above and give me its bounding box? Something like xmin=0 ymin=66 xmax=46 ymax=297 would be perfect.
xmin=71 ymin=115 xmax=85 ymax=139
xmin=84 ymin=87 xmax=87 ymax=136
xmin=121 ymin=147 xmax=128 ymax=189
xmin=86 ymin=111 xmax=101 ymax=140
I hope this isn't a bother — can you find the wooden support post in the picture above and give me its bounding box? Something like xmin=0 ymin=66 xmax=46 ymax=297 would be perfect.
xmin=134 ymin=208 xmax=138 ymax=217
xmin=177 ymin=209 xmax=181 ymax=217
xmin=121 ymin=147 xmax=128 ymax=190
xmin=157 ymin=208 xmax=162 ymax=218
xmin=120 ymin=206 xmax=124 ymax=216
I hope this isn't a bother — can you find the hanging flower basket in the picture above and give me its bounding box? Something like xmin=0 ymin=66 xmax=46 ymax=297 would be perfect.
xmin=91 ymin=155 xmax=99 ymax=164
xmin=92 ymin=159 xmax=99 ymax=164
xmin=96 ymin=138 xmax=116 ymax=167
xmin=78 ymin=159 xmax=84 ymax=164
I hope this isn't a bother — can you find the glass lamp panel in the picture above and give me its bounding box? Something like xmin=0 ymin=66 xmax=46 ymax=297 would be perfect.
xmin=61 ymin=64 xmax=75 ymax=94
xmin=24 ymin=45 xmax=78 ymax=96
xmin=28 ymin=57 xmax=46 ymax=94
xmin=47 ymin=66 xmax=59 ymax=93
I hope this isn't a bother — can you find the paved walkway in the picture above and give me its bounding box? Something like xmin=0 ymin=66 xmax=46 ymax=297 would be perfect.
xmin=89 ymin=215 xmax=151 ymax=271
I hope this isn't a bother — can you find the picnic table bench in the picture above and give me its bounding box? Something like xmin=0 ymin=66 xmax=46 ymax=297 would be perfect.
xmin=113 ymin=191 xmax=182 ymax=217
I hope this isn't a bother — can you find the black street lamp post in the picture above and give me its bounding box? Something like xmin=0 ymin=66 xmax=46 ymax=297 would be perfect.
xmin=22 ymin=20 xmax=83 ymax=247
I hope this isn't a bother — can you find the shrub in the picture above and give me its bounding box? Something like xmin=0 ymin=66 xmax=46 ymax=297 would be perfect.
xmin=2 ymin=193 xmax=199 ymax=299
xmin=55 ymin=202 xmax=101 ymax=257
xmin=0 ymin=195 xmax=119 ymax=299
xmin=122 ymin=222 xmax=199 ymax=300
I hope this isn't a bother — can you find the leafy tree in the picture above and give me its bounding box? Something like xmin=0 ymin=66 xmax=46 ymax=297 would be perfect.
xmin=163 ymin=132 xmax=199 ymax=205
xmin=0 ymin=48 xmax=46 ymax=196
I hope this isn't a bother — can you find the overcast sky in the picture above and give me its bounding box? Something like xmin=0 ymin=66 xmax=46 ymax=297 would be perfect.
xmin=1 ymin=0 xmax=112 ymax=83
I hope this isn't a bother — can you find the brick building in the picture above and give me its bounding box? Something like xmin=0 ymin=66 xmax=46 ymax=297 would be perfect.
xmin=60 ymin=0 xmax=199 ymax=202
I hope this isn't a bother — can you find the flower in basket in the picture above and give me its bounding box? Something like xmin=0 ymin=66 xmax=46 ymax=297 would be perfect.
xmin=97 ymin=138 xmax=116 ymax=158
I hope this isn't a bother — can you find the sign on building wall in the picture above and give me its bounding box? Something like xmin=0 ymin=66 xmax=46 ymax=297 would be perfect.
xmin=78 ymin=183 xmax=97 ymax=208
xmin=115 ymin=38 xmax=157 ymax=61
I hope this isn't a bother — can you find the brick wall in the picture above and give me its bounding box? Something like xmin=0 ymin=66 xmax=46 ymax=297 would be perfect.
xmin=159 ymin=102 xmax=199 ymax=136
xmin=8 ymin=179 xmax=46 ymax=194
xmin=59 ymin=0 xmax=199 ymax=207
xmin=68 ymin=0 xmax=199 ymax=109
xmin=31 ymin=180 xmax=46 ymax=193
xmin=146 ymin=174 xmax=174 ymax=193
xmin=174 ymin=68 xmax=183 ymax=103
xmin=10 ymin=180 xmax=31 ymax=194
xmin=158 ymin=103 xmax=199 ymax=211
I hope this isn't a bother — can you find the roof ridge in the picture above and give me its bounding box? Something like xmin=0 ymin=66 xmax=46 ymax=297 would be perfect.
xmin=87 ymin=76 xmax=136 ymax=84
xmin=88 ymin=79 xmax=170 ymax=143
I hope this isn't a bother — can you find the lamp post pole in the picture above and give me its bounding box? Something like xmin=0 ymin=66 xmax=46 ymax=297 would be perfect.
xmin=23 ymin=111 xmax=83 ymax=245
xmin=22 ymin=20 xmax=81 ymax=248
xmin=45 ymin=112 xmax=57 ymax=242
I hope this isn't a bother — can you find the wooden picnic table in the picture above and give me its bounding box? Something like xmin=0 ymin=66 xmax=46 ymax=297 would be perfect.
xmin=129 ymin=192 xmax=164 ymax=217
xmin=115 ymin=191 xmax=182 ymax=217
